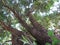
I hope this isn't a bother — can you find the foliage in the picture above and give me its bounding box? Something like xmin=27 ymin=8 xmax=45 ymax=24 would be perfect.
xmin=48 ymin=30 xmax=60 ymax=45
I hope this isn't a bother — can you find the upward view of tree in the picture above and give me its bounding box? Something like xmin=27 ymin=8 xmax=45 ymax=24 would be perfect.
xmin=0 ymin=0 xmax=60 ymax=45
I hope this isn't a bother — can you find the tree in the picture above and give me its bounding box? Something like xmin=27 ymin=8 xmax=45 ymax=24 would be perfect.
xmin=0 ymin=0 xmax=59 ymax=45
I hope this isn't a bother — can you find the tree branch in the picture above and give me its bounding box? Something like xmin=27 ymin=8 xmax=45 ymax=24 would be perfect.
xmin=2 ymin=4 xmax=33 ymax=33
xmin=0 ymin=20 xmax=23 ymax=37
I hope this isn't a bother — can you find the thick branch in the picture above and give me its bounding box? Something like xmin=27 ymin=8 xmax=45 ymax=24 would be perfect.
xmin=0 ymin=20 xmax=24 ymax=45
xmin=0 ymin=20 xmax=23 ymax=37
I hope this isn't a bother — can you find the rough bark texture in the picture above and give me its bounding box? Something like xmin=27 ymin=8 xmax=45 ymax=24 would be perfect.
xmin=0 ymin=3 xmax=52 ymax=45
